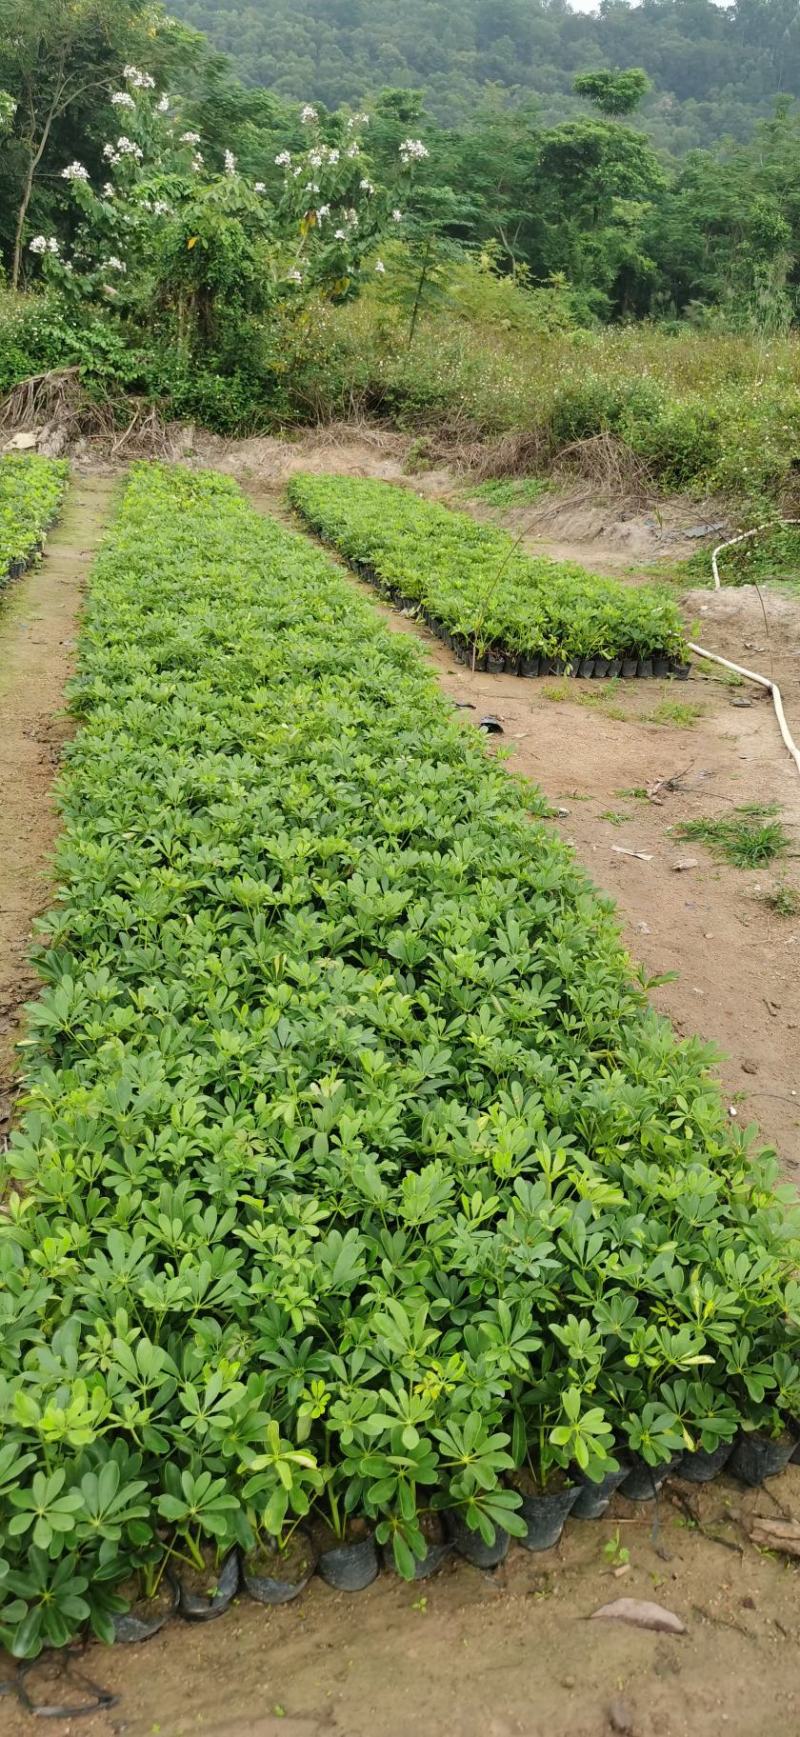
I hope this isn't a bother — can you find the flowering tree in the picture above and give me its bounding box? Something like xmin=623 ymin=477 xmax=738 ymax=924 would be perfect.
xmin=46 ymin=76 xmax=416 ymax=361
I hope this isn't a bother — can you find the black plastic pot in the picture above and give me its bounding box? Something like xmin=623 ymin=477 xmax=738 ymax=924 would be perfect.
xmin=728 ymin=1430 xmax=795 ymax=1487
xmin=518 ymin=1486 xmax=578 ymax=1551
xmin=317 ymin=1532 xmax=379 ymax=1592
xmin=653 ymin=655 xmax=671 ymax=678
xmin=382 ymin=1537 xmax=452 ymax=1582
xmin=486 ymin=648 xmax=506 ymax=674
xmin=678 ymin=1441 xmax=734 ymax=1484
xmin=577 ymin=657 xmax=595 ymax=679
xmin=592 ymin=657 xmax=611 ymax=679
xmin=621 ymin=657 xmax=639 ymax=679
xmin=241 ymin=1536 xmax=318 ymax=1605
xmin=520 ymin=654 xmax=541 ymax=677
xmin=670 ymin=660 xmax=692 ymax=681
xmin=619 ymin=1453 xmax=682 ymax=1502
xmin=551 ymin=659 xmax=568 ymax=676
xmin=606 ymin=657 xmax=622 ymax=679
xmin=636 ymin=658 xmax=654 ymax=679
xmin=177 ymin=1549 xmax=239 ymax=1622
xmin=113 ymin=1571 xmax=178 ymax=1643
xmin=571 ymin=1462 xmax=631 ymax=1520
xmin=444 ymin=1510 xmax=510 ymax=1569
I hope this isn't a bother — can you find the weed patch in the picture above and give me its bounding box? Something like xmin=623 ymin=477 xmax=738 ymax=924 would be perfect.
xmin=676 ymin=807 xmax=789 ymax=867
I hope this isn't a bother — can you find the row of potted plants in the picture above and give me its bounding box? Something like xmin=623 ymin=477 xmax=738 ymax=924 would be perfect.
xmin=287 ymin=474 xmax=689 ymax=670
xmin=1 ymin=463 xmax=798 ymax=1661
xmin=0 ymin=453 xmax=68 ymax=586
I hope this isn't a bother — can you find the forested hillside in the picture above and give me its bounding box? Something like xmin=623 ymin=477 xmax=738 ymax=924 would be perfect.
xmin=167 ymin=0 xmax=800 ymax=150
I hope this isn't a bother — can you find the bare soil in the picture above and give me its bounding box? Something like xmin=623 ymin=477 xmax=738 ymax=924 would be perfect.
xmin=0 ymin=472 xmax=117 ymax=1143
xmin=2 ymin=434 xmax=800 ymax=1735
xmin=3 ymin=1474 xmax=800 ymax=1737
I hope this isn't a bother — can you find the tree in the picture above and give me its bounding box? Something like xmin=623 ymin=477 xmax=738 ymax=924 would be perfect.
xmin=573 ymin=69 xmax=652 ymax=119
xmin=0 ymin=0 xmax=165 ymax=286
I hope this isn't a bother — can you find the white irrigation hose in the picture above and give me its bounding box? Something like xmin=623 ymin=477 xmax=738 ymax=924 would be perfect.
xmin=687 ymin=641 xmax=800 ymax=778
xmin=698 ymin=517 xmax=800 ymax=779
xmin=711 ymin=519 xmax=800 ymax=589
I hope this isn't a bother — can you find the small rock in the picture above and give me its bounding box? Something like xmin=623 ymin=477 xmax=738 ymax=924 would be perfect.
xmin=5 ymin=430 xmax=38 ymax=451
xmin=555 ymin=806 xmax=570 ymax=817
xmin=741 ymin=1059 xmax=758 ymax=1075
xmin=730 ymin=698 xmax=753 ymax=708
xmin=741 ymin=1595 xmax=756 ymax=1610
xmin=635 ymin=921 xmax=651 ymax=934
xmin=672 ymin=857 xmax=699 ymax=872
xmin=562 ymin=1676 xmax=576 ymax=1690
xmin=608 ymin=1698 xmax=635 ymax=1735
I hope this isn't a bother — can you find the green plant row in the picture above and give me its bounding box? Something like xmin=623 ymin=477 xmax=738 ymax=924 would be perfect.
xmin=0 ymin=453 xmax=68 ymax=586
xmin=1 ymin=463 xmax=798 ymax=1657
xmin=288 ymin=475 xmax=687 ymax=667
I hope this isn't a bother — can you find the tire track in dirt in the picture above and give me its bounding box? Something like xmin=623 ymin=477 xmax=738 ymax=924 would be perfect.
xmin=0 ymin=472 xmax=117 ymax=1144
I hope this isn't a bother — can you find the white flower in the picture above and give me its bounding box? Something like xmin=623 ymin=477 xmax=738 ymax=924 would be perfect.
xmin=274 ymin=150 xmax=292 ymax=168
xmin=153 ymin=199 xmax=170 ymax=216
xmin=112 ymin=91 xmax=135 ymax=109
xmin=316 ymin=203 xmax=331 ymax=220
xmin=399 ymin=137 xmax=429 ymax=165
xmin=102 ymin=143 xmax=115 ymax=160
xmin=156 ymin=94 xmax=170 ymax=114
xmin=345 ymin=143 xmax=360 ymax=159
xmin=287 ymin=267 xmax=303 ymax=283
xmin=47 ymin=238 xmax=60 ymax=254
xmin=123 ymin=65 xmax=155 ymax=90
xmin=344 ymin=208 xmax=358 ymax=226
xmin=375 ymin=259 xmax=386 ymax=274
xmin=254 ymin=181 xmax=266 ymax=193
xmin=308 ymin=148 xmax=323 ymax=169
xmin=224 ymin=149 xmax=237 ymax=175
xmin=359 ymin=178 xmax=374 ymax=194
xmin=356 ymin=112 xmax=370 ymax=125
xmin=292 ymin=166 xmax=302 ymax=178
xmin=102 ymin=182 xmax=115 ymax=198
xmin=334 ymin=228 xmax=346 ymax=240
xmin=181 ymin=130 xmax=201 ymax=145
xmin=105 ymin=255 xmax=126 ymax=272
xmin=61 ymin=160 xmax=90 ymax=181
xmin=325 ymin=146 xmax=340 ymax=164
xmin=29 ymin=235 xmax=48 ymax=255
xmin=392 ymin=208 xmax=403 ymax=222
xmin=191 ymin=153 xmax=204 ymax=171
xmin=63 ymin=261 xmax=73 ymax=274
xmin=304 ymin=182 xmax=320 ymax=195
xmin=300 ymin=104 xmax=318 ymax=124
xmin=115 ymin=136 xmax=144 ymax=160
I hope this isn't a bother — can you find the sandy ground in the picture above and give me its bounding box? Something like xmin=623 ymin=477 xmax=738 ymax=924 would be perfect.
xmin=1 ymin=433 xmax=799 ymax=1734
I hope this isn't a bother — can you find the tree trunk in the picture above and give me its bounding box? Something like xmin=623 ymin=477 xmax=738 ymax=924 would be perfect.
xmin=11 ymin=87 xmax=61 ymax=290
xmin=408 ymin=238 xmax=432 ymax=346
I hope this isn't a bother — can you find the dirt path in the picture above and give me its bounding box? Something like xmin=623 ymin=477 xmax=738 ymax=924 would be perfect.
xmin=0 ymin=472 xmax=117 ymax=1142
xmin=4 ymin=1473 xmax=800 ymax=1737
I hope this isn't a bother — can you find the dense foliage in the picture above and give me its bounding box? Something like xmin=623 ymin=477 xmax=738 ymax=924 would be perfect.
xmin=289 ymin=473 xmax=686 ymax=665
xmin=167 ymin=0 xmax=800 ymax=152
xmin=2 ymin=462 xmax=799 ymax=1655
xmin=0 ymin=452 xmax=67 ymax=583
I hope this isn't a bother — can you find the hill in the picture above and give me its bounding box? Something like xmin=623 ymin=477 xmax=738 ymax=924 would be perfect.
xmin=166 ymin=0 xmax=800 ymax=150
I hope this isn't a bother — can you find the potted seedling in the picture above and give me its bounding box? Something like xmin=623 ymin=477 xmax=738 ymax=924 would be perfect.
xmin=619 ymin=1403 xmax=685 ymax=1500
xmin=511 ymin=1382 xmax=618 ymax=1548
xmin=156 ymin=1465 xmax=241 ymax=1621
xmin=353 ymin=1426 xmax=447 ymax=1581
xmin=726 ymin=1350 xmax=800 ymax=1486
xmin=239 ymin=1422 xmax=323 ymax=1604
xmin=663 ymin=1381 xmax=739 ymax=1484
xmin=434 ymin=1413 xmax=526 ymax=1568
xmin=311 ymin=1458 xmax=380 ymax=1592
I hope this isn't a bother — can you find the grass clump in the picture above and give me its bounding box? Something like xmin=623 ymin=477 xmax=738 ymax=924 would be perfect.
xmin=648 ymin=700 xmax=705 ymax=728
xmin=757 ymin=880 xmax=800 ymax=917
xmin=676 ymin=805 xmax=790 ymax=867
xmin=1 ymin=464 xmax=799 ymax=1658
xmin=466 ymin=477 xmax=550 ymax=509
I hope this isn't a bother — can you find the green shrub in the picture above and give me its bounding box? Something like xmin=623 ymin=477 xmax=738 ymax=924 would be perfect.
xmin=1 ymin=464 xmax=798 ymax=1656
xmin=0 ymin=453 xmax=68 ymax=584
xmin=289 ymin=473 xmax=687 ymax=663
